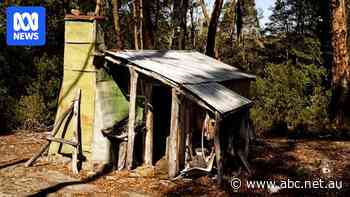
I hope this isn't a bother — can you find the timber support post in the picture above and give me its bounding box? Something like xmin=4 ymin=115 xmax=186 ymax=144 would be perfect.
xmin=184 ymin=101 xmax=193 ymax=168
xmin=168 ymin=88 xmax=182 ymax=178
xmin=214 ymin=112 xmax=223 ymax=185
xmin=72 ymin=89 xmax=82 ymax=174
xmin=144 ymin=80 xmax=153 ymax=165
xmin=126 ymin=67 xmax=139 ymax=170
xmin=25 ymin=89 xmax=82 ymax=174
xmin=178 ymin=98 xmax=187 ymax=169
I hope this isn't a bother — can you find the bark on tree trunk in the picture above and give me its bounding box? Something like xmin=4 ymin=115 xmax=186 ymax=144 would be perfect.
xmin=229 ymin=0 xmax=237 ymax=43
xmin=143 ymin=0 xmax=155 ymax=49
xmin=171 ymin=0 xmax=189 ymax=50
xmin=330 ymin=0 xmax=350 ymax=127
xmin=205 ymin=0 xmax=224 ymax=57
xmin=197 ymin=0 xmax=210 ymax=25
xmin=133 ymin=0 xmax=143 ymax=50
xmin=140 ymin=0 xmax=144 ymax=49
xmin=190 ymin=1 xmax=196 ymax=48
xmin=112 ymin=0 xmax=124 ymax=50
xmin=95 ymin=0 xmax=101 ymax=16
xmin=236 ymin=0 xmax=243 ymax=44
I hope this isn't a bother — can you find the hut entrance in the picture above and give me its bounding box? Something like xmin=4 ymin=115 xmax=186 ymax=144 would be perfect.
xmin=152 ymin=85 xmax=172 ymax=164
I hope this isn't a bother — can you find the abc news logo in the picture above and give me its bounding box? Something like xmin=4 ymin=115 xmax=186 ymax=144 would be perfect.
xmin=6 ymin=7 xmax=46 ymax=46
xmin=13 ymin=12 xmax=39 ymax=40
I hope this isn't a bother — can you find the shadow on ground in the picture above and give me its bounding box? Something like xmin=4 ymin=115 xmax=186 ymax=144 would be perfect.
xmin=27 ymin=165 xmax=113 ymax=196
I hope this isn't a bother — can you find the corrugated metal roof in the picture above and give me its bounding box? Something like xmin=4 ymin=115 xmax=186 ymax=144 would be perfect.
xmin=184 ymin=83 xmax=252 ymax=114
xmin=105 ymin=50 xmax=255 ymax=84
xmin=105 ymin=50 xmax=254 ymax=115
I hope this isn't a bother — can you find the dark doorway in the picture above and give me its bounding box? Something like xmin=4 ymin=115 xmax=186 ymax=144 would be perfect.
xmin=152 ymin=85 xmax=172 ymax=164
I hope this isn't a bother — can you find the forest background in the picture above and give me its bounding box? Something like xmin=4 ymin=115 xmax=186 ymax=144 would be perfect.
xmin=0 ymin=0 xmax=349 ymax=137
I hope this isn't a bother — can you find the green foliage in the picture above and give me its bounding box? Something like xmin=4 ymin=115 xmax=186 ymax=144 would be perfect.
xmin=15 ymin=95 xmax=47 ymax=129
xmin=0 ymin=90 xmax=17 ymax=131
xmin=251 ymin=63 xmax=331 ymax=131
xmin=16 ymin=54 xmax=62 ymax=128
xmin=0 ymin=0 xmax=342 ymax=135
xmin=32 ymin=54 xmax=62 ymax=124
xmin=0 ymin=2 xmax=63 ymax=131
xmin=246 ymin=0 xmax=337 ymax=133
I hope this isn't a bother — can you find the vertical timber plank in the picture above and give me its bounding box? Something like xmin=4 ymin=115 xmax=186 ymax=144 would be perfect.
xmin=184 ymin=101 xmax=192 ymax=168
xmin=118 ymin=141 xmax=127 ymax=170
xmin=169 ymin=88 xmax=180 ymax=178
xmin=214 ymin=112 xmax=223 ymax=185
xmin=178 ymin=99 xmax=186 ymax=169
xmin=126 ymin=68 xmax=139 ymax=170
xmin=144 ymin=80 xmax=153 ymax=165
xmin=72 ymin=89 xmax=81 ymax=174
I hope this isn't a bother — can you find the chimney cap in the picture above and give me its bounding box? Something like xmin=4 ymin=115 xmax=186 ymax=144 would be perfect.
xmin=65 ymin=15 xmax=105 ymax=21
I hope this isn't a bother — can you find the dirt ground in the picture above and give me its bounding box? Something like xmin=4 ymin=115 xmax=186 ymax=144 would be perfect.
xmin=1 ymin=130 xmax=350 ymax=196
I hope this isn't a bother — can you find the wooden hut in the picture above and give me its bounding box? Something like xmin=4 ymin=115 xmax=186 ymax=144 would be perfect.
xmin=104 ymin=50 xmax=256 ymax=182
xmin=46 ymin=16 xmax=255 ymax=183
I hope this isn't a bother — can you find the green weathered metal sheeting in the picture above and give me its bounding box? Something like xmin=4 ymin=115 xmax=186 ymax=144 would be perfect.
xmin=92 ymin=67 xmax=130 ymax=162
xmin=50 ymin=17 xmax=144 ymax=163
xmin=64 ymin=21 xmax=95 ymax=43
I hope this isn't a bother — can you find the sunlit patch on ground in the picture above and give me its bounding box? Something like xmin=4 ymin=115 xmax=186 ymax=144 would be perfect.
xmin=1 ymin=131 xmax=350 ymax=196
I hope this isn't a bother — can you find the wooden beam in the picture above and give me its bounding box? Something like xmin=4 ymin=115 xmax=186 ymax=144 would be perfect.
xmin=25 ymin=104 xmax=74 ymax=167
xmin=72 ymin=89 xmax=81 ymax=174
xmin=57 ymin=112 xmax=73 ymax=154
xmin=168 ymin=88 xmax=181 ymax=178
xmin=165 ymin=136 xmax=170 ymax=160
xmin=46 ymin=137 xmax=78 ymax=147
xmin=118 ymin=142 xmax=127 ymax=170
xmin=126 ymin=67 xmax=139 ymax=170
xmin=178 ymin=99 xmax=187 ymax=169
xmin=214 ymin=112 xmax=223 ymax=185
xmin=144 ymin=81 xmax=154 ymax=166
xmin=184 ymin=101 xmax=193 ymax=168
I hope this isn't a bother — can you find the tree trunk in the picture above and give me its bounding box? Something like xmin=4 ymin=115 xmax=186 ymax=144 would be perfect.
xmin=197 ymin=0 xmax=210 ymax=25
xmin=95 ymin=0 xmax=101 ymax=16
xmin=190 ymin=1 xmax=196 ymax=48
xmin=230 ymin=0 xmax=238 ymax=43
xmin=179 ymin=0 xmax=189 ymax=50
xmin=171 ymin=0 xmax=189 ymax=50
xmin=330 ymin=0 xmax=350 ymax=127
xmin=236 ymin=0 xmax=243 ymax=42
xmin=112 ymin=0 xmax=123 ymax=50
xmin=205 ymin=0 xmax=224 ymax=57
xmin=140 ymin=0 xmax=144 ymax=49
xmin=133 ymin=0 xmax=143 ymax=50
xmin=142 ymin=0 xmax=155 ymax=49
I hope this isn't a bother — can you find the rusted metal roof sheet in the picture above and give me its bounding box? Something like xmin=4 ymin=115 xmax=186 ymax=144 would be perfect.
xmin=184 ymin=83 xmax=252 ymax=114
xmin=105 ymin=50 xmax=255 ymax=84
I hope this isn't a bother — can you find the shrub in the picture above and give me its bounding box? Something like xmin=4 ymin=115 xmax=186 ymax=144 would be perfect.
xmin=15 ymin=95 xmax=47 ymax=129
xmin=0 ymin=87 xmax=17 ymax=131
xmin=31 ymin=54 xmax=62 ymax=125
xmin=251 ymin=63 xmax=331 ymax=132
xmin=15 ymin=54 xmax=62 ymax=129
